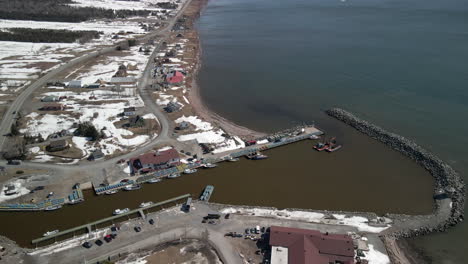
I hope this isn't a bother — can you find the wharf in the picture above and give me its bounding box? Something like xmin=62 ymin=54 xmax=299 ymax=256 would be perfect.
xmin=31 ymin=194 xmax=190 ymax=245
xmin=0 ymin=185 xmax=84 ymax=211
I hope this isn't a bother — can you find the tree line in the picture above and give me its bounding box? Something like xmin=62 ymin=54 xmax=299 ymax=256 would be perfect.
xmin=0 ymin=28 xmax=101 ymax=43
xmin=0 ymin=0 xmax=152 ymax=22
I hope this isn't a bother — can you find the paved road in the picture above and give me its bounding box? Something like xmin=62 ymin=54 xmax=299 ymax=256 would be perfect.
xmin=0 ymin=0 xmax=191 ymax=172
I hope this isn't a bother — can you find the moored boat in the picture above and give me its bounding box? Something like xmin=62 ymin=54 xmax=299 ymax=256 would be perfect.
xmin=139 ymin=202 xmax=153 ymax=208
xmin=113 ymin=208 xmax=130 ymax=215
xmin=183 ymin=168 xmax=197 ymax=174
xmin=123 ymin=184 xmax=141 ymax=191
xmin=44 ymin=204 xmax=62 ymax=211
xmin=326 ymin=144 xmax=342 ymax=152
xmin=68 ymin=198 xmax=84 ymax=205
xmin=227 ymin=157 xmax=239 ymax=162
xmin=202 ymin=163 xmax=217 ymax=168
xmin=167 ymin=173 xmax=181 ymax=179
xmin=43 ymin=230 xmax=59 ymax=237
xmin=104 ymin=189 xmax=118 ymax=195
xmin=200 ymin=185 xmax=214 ymax=202
xmin=247 ymin=152 xmax=268 ymax=160
xmin=313 ymin=142 xmax=329 ymax=151
xmin=309 ymin=135 xmax=320 ymax=140
xmin=147 ymin=178 xmax=162 ymax=184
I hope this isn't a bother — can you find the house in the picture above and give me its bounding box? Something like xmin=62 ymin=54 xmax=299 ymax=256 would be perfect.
xmin=129 ymin=149 xmax=180 ymax=174
xmin=164 ymin=101 xmax=182 ymax=113
xmin=68 ymin=80 xmax=82 ymax=88
xmin=176 ymin=121 xmax=190 ymax=130
xmin=110 ymin=77 xmax=137 ymax=85
xmin=125 ymin=115 xmax=145 ymax=128
xmin=166 ymin=71 xmax=184 ymax=85
xmin=88 ymin=149 xmax=104 ymax=161
xmin=269 ymin=226 xmax=355 ymax=264
xmin=40 ymin=103 xmax=64 ymax=111
xmin=41 ymin=95 xmax=60 ymax=102
xmin=46 ymin=139 xmax=69 ymax=152
xmin=123 ymin=107 xmax=136 ymax=116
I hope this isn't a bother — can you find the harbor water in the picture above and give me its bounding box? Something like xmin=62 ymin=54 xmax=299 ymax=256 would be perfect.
xmin=196 ymin=0 xmax=468 ymax=262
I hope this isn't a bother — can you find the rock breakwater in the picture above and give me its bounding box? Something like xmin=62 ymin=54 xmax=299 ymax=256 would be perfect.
xmin=326 ymin=108 xmax=465 ymax=237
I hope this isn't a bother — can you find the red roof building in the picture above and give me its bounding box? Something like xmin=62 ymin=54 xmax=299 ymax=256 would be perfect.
xmin=166 ymin=71 xmax=184 ymax=84
xmin=269 ymin=226 xmax=355 ymax=264
xmin=129 ymin=149 xmax=180 ymax=174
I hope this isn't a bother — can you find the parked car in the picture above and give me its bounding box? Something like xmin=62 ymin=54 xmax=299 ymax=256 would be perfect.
xmin=95 ymin=239 xmax=103 ymax=246
xmin=245 ymin=228 xmax=250 ymax=234
xmin=134 ymin=226 xmax=142 ymax=232
xmin=82 ymin=242 xmax=92 ymax=249
xmin=149 ymin=219 xmax=155 ymax=225
xmin=104 ymin=235 xmax=113 ymax=243
xmin=261 ymin=227 xmax=266 ymax=233
xmin=111 ymin=226 xmax=119 ymax=232
xmin=224 ymin=213 xmax=230 ymax=219
xmin=121 ymin=179 xmax=130 ymax=183
xmin=7 ymin=160 xmax=21 ymax=165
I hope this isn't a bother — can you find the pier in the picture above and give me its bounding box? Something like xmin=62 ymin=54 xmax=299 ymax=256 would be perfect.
xmin=31 ymin=194 xmax=190 ymax=245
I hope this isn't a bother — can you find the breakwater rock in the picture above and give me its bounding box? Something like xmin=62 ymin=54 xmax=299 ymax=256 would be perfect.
xmin=326 ymin=108 xmax=465 ymax=237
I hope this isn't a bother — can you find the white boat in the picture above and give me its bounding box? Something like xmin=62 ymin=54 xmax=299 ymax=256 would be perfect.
xmin=183 ymin=168 xmax=197 ymax=174
xmin=43 ymin=230 xmax=59 ymax=237
xmin=44 ymin=205 xmax=62 ymax=211
xmin=227 ymin=157 xmax=239 ymax=162
xmin=147 ymin=178 xmax=162 ymax=183
xmin=309 ymin=135 xmax=320 ymax=140
xmin=123 ymin=184 xmax=141 ymax=191
xmin=167 ymin=173 xmax=181 ymax=179
xmin=203 ymin=163 xmax=217 ymax=168
xmin=139 ymin=202 xmax=153 ymax=208
xmin=104 ymin=189 xmax=118 ymax=195
xmin=113 ymin=208 xmax=130 ymax=215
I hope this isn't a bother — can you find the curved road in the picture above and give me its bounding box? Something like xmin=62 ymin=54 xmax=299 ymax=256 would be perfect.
xmin=0 ymin=0 xmax=192 ymax=172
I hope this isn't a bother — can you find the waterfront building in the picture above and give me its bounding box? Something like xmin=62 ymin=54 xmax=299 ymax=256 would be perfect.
xmin=129 ymin=149 xmax=180 ymax=174
xmin=269 ymin=226 xmax=355 ymax=264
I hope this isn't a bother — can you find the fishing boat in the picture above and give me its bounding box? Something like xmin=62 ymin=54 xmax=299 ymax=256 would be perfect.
xmin=147 ymin=178 xmax=162 ymax=184
xmin=326 ymin=144 xmax=342 ymax=152
xmin=183 ymin=168 xmax=197 ymax=174
xmin=313 ymin=142 xmax=329 ymax=151
xmin=44 ymin=204 xmax=62 ymax=211
xmin=167 ymin=173 xmax=181 ymax=179
xmin=203 ymin=163 xmax=217 ymax=168
xmin=113 ymin=208 xmax=130 ymax=215
xmin=104 ymin=189 xmax=118 ymax=195
xmin=247 ymin=152 xmax=268 ymax=160
xmin=43 ymin=230 xmax=59 ymax=237
xmin=139 ymin=202 xmax=153 ymax=208
xmin=123 ymin=184 xmax=141 ymax=191
xmin=227 ymin=157 xmax=239 ymax=162
xmin=68 ymin=198 xmax=84 ymax=205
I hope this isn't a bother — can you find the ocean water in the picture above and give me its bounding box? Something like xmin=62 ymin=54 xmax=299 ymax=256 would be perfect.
xmin=197 ymin=0 xmax=468 ymax=262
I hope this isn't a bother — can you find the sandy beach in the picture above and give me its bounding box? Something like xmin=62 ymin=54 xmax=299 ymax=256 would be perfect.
xmin=181 ymin=0 xmax=266 ymax=140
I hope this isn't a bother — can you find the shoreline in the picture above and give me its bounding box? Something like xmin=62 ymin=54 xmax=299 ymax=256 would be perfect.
xmin=185 ymin=0 xmax=266 ymax=140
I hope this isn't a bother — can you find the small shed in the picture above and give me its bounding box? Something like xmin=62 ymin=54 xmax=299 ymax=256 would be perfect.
xmin=123 ymin=107 xmax=136 ymax=116
xmin=86 ymin=83 xmax=100 ymax=89
xmin=41 ymin=95 xmax=60 ymax=102
xmin=88 ymin=149 xmax=105 ymax=161
xmin=68 ymin=80 xmax=82 ymax=88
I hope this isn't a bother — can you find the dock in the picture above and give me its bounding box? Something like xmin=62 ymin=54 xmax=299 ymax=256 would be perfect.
xmin=31 ymin=194 xmax=190 ymax=245
xmin=200 ymin=185 xmax=214 ymax=202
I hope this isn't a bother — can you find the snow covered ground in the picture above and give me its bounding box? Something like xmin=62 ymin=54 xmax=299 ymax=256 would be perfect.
xmin=21 ymin=89 xmax=157 ymax=161
xmin=0 ymin=19 xmax=146 ymax=35
xmin=73 ymin=45 xmax=149 ymax=85
xmin=363 ymin=244 xmax=391 ymax=264
xmin=220 ymin=207 xmax=390 ymax=233
xmin=69 ymin=0 xmax=179 ymax=11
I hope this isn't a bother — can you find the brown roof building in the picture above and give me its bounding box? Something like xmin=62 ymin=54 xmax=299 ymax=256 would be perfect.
xmin=129 ymin=149 xmax=180 ymax=174
xmin=269 ymin=226 xmax=355 ymax=264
